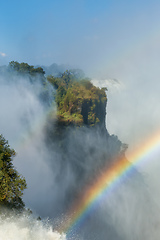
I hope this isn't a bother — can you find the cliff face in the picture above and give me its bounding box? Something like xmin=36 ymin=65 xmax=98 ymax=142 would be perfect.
xmin=81 ymin=95 xmax=107 ymax=128
xmin=45 ymin=71 xmax=130 ymax=218
xmin=45 ymin=71 xmax=153 ymax=240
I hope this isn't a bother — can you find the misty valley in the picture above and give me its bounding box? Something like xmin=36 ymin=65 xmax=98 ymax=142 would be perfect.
xmin=0 ymin=61 xmax=160 ymax=240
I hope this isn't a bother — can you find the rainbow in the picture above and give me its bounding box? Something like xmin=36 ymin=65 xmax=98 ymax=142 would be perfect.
xmin=61 ymin=132 xmax=160 ymax=237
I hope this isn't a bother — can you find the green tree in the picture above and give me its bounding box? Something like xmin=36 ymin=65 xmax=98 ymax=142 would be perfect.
xmin=0 ymin=135 xmax=27 ymax=210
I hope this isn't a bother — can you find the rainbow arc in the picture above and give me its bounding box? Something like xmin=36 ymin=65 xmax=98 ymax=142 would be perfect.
xmin=60 ymin=132 xmax=160 ymax=237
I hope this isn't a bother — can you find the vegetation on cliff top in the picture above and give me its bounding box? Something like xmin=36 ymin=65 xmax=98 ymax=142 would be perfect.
xmin=47 ymin=70 xmax=107 ymax=126
xmin=7 ymin=61 xmax=108 ymax=127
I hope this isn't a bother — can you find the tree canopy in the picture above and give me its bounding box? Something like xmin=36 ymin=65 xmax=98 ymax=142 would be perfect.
xmin=0 ymin=135 xmax=26 ymax=210
xmin=9 ymin=61 xmax=45 ymax=76
xmin=47 ymin=71 xmax=107 ymax=126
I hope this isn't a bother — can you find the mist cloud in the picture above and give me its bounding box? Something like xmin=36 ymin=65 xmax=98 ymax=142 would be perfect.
xmin=0 ymin=72 xmax=58 ymax=217
xmin=1 ymin=68 xmax=160 ymax=239
xmin=91 ymin=47 xmax=160 ymax=217
xmin=0 ymin=213 xmax=65 ymax=240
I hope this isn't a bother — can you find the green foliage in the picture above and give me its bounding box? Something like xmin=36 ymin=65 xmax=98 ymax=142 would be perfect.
xmin=8 ymin=61 xmax=46 ymax=86
xmin=7 ymin=61 xmax=107 ymax=127
xmin=0 ymin=135 xmax=27 ymax=210
xmin=47 ymin=71 xmax=107 ymax=126
xmin=9 ymin=61 xmax=45 ymax=76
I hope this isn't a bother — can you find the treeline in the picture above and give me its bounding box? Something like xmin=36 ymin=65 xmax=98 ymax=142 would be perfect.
xmin=6 ymin=61 xmax=108 ymax=127
xmin=9 ymin=61 xmax=45 ymax=75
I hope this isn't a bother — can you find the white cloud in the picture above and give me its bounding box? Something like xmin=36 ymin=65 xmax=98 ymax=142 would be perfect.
xmin=0 ymin=52 xmax=7 ymax=57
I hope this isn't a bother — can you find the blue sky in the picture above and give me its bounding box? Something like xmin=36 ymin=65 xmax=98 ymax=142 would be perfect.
xmin=1 ymin=0 xmax=160 ymax=77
